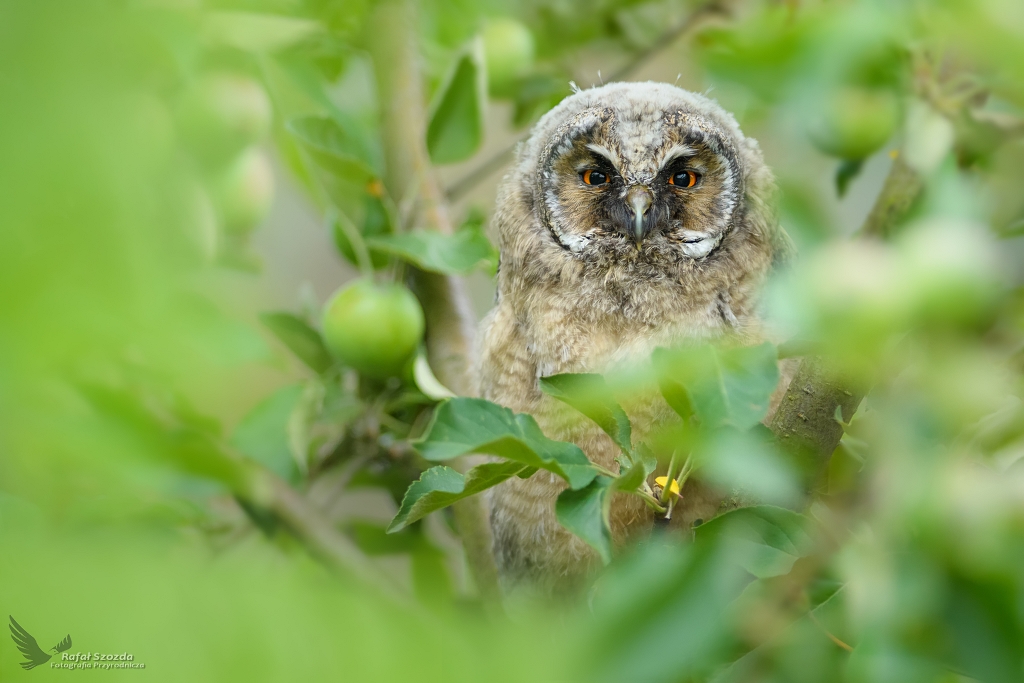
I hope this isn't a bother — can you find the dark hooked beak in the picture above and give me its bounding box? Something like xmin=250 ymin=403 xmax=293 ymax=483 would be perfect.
xmin=625 ymin=185 xmax=654 ymax=247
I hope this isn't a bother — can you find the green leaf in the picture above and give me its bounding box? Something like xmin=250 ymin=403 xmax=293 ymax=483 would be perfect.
xmin=835 ymin=157 xmax=864 ymax=197
xmin=556 ymin=476 xmax=614 ymax=564
xmin=653 ymin=343 xmax=779 ymax=431
xmin=365 ymin=225 xmax=497 ymax=275
xmin=202 ymin=12 xmax=323 ymax=53
xmin=694 ymin=505 xmax=812 ymax=579
xmin=332 ymin=195 xmax=393 ymax=270
xmin=413 ymin=351 xmax=456 ymax=400
xmin=539 ymin=373 xmax=632 ymax=454
xmin=76 ymin=381 xmax=244 ymax=490
xmin=348 ymin=521 xmax=431 ymax=555
xmin=286 ymin=379 xmax=325 ymax=476
xmin=259 ymin=312 xmax=333 ymax=374
xmin=585 ymin=525 xmax=754 ymax=682
xmin=415 ymin=398 xmax=597 ymax=490
xmin=426 ymin=38 xmax=486 ymax=164
xmin=286 ymin=115 xmax=378 ymax=184
xmin=230 ymin=383 xmax=304 ymax=483
xmin=387 ymin=461 xmax=532 ymax=533
xmin=611 ymin=442 xmax=657 ymax=495
xmin=701 ymin=428 xmax=802 ymax=508
xmin=611 ymin=458 xmax=649 ymax=493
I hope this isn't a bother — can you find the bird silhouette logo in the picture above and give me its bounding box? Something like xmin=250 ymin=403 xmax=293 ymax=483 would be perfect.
xmin=9 ymin=616 xmax=72 ymax=670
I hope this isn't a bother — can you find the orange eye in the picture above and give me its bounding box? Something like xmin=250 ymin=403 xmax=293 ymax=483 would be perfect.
xmin=582 ymin=169 xmax=609 ymax=185
xmin=669 ymin=170 xmax=699 ymax=188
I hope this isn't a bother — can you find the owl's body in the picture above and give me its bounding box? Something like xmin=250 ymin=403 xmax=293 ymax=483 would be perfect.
xmin=477 ymin=82 xmax=788 ymax=592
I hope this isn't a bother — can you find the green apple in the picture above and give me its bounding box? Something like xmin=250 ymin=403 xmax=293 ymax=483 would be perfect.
xmin=809 ymin=87 xmax=900 ymax=160
xmin=213 ymin=148 xmax=275 ymax=234
xmin=482 ymin=18 xmax=534 ymax=96
xmin=321 ymin=280 xmax=425 ymax=378
xmin=177 ymin=72 xmax=272 ymax=165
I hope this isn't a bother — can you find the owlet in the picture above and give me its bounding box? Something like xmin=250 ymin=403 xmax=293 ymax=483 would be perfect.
xmin=476 ymin=82 xmax=790 ymax=593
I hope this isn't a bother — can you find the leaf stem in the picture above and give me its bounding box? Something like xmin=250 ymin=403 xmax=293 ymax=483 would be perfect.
xmin=333 ymin=209 xmax=375 ymax=280
xmin=666 ymin=454 xmax=693 ymax=520
xmin=632 ymin=489 xmax=667 ymax=515
xmin=660 ymin=451 xmax=679 ymax=505
xmin=593 ymin=463 xmax=667 ymax=514
xmin=808 ymin=610 xmax=854 ymax=652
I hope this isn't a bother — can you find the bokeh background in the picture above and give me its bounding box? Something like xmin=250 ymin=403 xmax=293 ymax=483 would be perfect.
xmin=2 ymin=0 xmax=1024 ymax=681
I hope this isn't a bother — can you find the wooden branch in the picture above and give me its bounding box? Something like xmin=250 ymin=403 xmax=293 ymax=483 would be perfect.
xmin=367 ymin=0 xmax=501 ymax=609
xmin=240 ymin=461 xmax=404 ymax=598
xmin=857 ymin=155 xmax=924 ymax=240
xmin=769 ymin=154 xmax=923 ymax=478
xmin=769 ymin=357 xmax=865 ymax=490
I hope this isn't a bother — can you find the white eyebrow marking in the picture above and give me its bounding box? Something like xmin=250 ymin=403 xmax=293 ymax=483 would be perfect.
xmin=659 ymin=143 xmax=696 ymax=169
xmin=585 ymin=143 xmax=620 ymax=167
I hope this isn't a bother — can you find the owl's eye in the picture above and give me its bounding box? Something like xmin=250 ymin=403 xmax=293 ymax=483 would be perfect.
xmin=581 ymin=169 xmax=609 ymax=185
xmin=668 ymin=170 xmax=700 ymax=188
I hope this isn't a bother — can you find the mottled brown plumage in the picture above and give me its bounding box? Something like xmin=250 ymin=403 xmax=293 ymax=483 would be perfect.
xmin=476 ymin=82 xmax=791 ymax=594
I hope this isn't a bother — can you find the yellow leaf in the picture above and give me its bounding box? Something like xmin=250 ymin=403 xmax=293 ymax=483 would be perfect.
xmin=655 ymin=476 xmax=681 ymax=496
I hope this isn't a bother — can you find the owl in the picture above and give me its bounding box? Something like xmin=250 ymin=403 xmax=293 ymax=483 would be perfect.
xmin=476 ymin=82 xmax=791 ymax=594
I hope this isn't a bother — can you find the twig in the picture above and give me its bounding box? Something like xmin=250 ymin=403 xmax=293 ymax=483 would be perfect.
xmin=445 ymin=2 xmax=726 ymax=202
xmin=366 ymin=0 xmax=502 ymax=611
xmin=856 ymin=154 xmax=924 ymax=240
xmin=807 ymin=610 xmax=854 ymax=653
xmin=241 ymin=461 xmax=405 ymax=599
xmin=768 ymin=155 xmax=923 ymax=482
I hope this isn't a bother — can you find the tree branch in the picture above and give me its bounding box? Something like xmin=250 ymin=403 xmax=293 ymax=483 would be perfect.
xmin=769 ymin=154 xmax=923 ymax=479
xmin=241 ymin=461 xmax=403 ymax=597
xmin=857 ymin=155 xmax=924 ymax=239
xmin=367 ymin=0 xmax=501 ymax=609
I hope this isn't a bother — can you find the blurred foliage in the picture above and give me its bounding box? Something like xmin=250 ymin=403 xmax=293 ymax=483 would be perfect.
xmin=2 ymin=0 xmax=1024 ymax=681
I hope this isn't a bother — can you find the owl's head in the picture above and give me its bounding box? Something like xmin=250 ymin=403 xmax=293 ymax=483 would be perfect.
xmin=497 ymin=82 xmax=786 ymax=291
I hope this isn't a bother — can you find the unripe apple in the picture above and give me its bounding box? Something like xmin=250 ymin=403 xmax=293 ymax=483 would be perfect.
xmin=809 ymin=87 xmax=900 ymax=160
xmin=482 ymin=18 xmax=534 ymax=97
xmin=213 ymin=147 xmax=275 ymax=235
xmin=177 ymin=72 xmax=272 ymax=165
xmin=321 ymin=280 xmax=425 ymax=378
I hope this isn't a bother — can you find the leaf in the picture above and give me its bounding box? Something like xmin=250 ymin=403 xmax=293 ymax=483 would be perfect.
xmin=76 ymin=381 xmax=244 ymax=490
xmin=202 ymin=12 xmax=323 ymax=53
xmin=413 ymin=352 xmax=456 ymax=400
xmin=286 ymin=115 xmax=379 ymax=184
xmin=694 ymin=505 xmax=812 ymax=579
xmin=426 ymin=38 xmax=486 ymax=164
xmin=332 ymin=195 xmax=392 ymax=270
xmin=415 ymin=398 xmax=598 ymax=490
xmin=556 ymin=476 xmax=614 ymax=564
xmin=835 ymin=158 xmax=864 ymax=197
xmin=348 ymin=521 xmax=429 ymax=555
xmin=365 ymin=226 xmax=497 ymax=275
xmin=539 ymin=373 xmax=632 ymax=454
xmin=230 ymin=383 xmax=304 ymax=483
xmin=611 ymin=458 xmax=649 ymax=493
xmin=585 ymin=527 xmax=756 ymax=682
xmin=700 ymin=427 xmax=802 ymax=508
xmin=286 ymin=379 xmax=324 ymax=476
xmin=387 ymin=461 xmax=532 ymax=533
xmin=653 ymin=343 xmax=779 ymax=431
xmin=259 ymin=312 xmax=333 ymax=374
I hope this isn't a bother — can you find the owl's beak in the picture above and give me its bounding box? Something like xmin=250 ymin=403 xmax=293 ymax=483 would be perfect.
xmin=626 ymin=185 xmax=654 ymax=246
